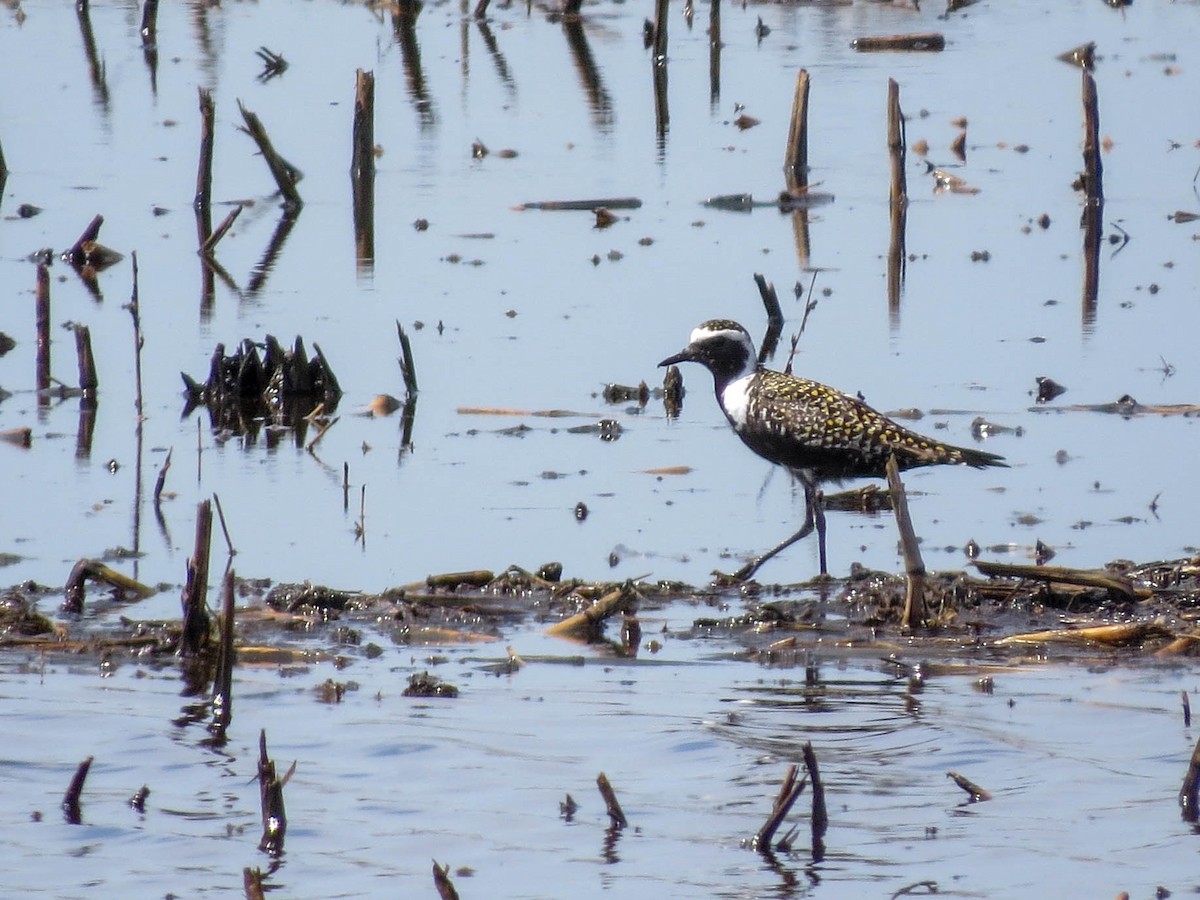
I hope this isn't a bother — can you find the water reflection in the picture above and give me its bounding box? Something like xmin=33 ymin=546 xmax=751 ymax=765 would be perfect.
xmin=75 ymin=2 xmax=110 ymax=114
xmin=393 ymin=2 xmax=436 ymax=130
xmin=563 ymin=16 xmax=613 ymax=131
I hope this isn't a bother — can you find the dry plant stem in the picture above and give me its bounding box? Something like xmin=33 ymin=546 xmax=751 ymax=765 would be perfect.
xmin=128 ymin=253 xmax=144 ymax=420
xmin=473 ymin=0 xmax=490 ymax=18
xmin=66 ymin=215 xmax=104 ymax=267
xmin=35 ymin=263 xmax=50 ymax=397
xmin=784 ymin=69 xmax=810 ymax=192
xmin=802 ymin=742 xmax=827 ymax=860
xmin=1181 ymin=734 xmax=1200 ymax=821
xmin=753 ymin=273 xmax=783 ymax=364
xmin=181 ymin=499 xmax=214 ymax=657
xmin=0 ymin=135 xmax=7 ymax=181
xmin=351 ymin=69 xmax=376 ymax=266
xmin=395 ymin=320 xmax=419 ymax=396
xmin=194 ymin=88 xmax=215 ymax=243
xmin=433 ymin=861 xmax=461 ymax=900
xmin=257 ymin=730 xmax=290 ymax=856
xmin=1185 ymin=691 xmax=1192 ymax=728
xmin=852 ymin=33 xmax=945 ymax=52
xmin=562 ymin=0 xmax=583 ymax=15
xmin=73 ymin=325 xmax=98 ymax=396
xmin=972 ymin=560 xmax=1141 ymax=600
xmin=1080 ymin=69 xmax=1103 ymax=202
xmin=237 ymin=100 xmax=303 ymax=211
xmin=596 ymin=772 xmax=628 ymax=829
xmin=946 ymin=771 xmax=992 ymax=802
xmin=519 ymin=197 xmax=642 ymax=210
xmin=212 ymin=492 xmax=236 ymax=556
xmin=752 ymin=764 xmax=806 ymax=852
xmin=887 ymin=78 xmax=907 ymax=210
xmin=140 ymin=0 xmax=158 ymax=42
xmin=243 ymin=868 xmax=266 ymax=900
xmin=886 ymin=456 xmax=926 ymax=627
xmin=201 ymin=204 xmax=242 ymax=256
xmin=154 ymin=447 xmax=173 ymax=505
xmin=62 ymin=755 xmax=94 ymax=824
xmin=62 ymin=559 xmax=155 ymax=613
xmin=209 ymin=568 xmax=236 ymax=740
xmin=546 ymin=584 xmax=636 ymax=639
xmin=708 ymin=0 xmax=720 ymax=104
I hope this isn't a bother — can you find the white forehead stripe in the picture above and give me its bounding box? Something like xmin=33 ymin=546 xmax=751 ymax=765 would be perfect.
xmin=691 ymin=325 xmax=745 ymax=344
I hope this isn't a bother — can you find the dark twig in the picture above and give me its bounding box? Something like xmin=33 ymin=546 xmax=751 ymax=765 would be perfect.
xmin=1181 ymin=733 xmax=1200 ymax=821
xmin=180 ymin=499 xmax=213 ymax=657
xmin=255 ymin=47 xmax=288 ymax=81
xmin=802 ymin=742 xmax=827 ymax=861
xmin=433 ymin=861 xmax=461 ymax=900
xmin=194 ymin=88 xmax=215 ymax=244
xmin=35 ymin=263 xmax=51 ymax=398
xmin=596 ymin=772 xmax=628 ymax=829
xmin=257 ymin=730 xmax=293 ymax=856
xmin=209 ymin=568 xmax=235 ymax=742
xmin=352 ymin=69 xmax=376 ymax=267
xmin=396 ymin=320 xmax=419 ymax=397
xmin=947 ymin=770 xmax=992 ymax=802
xmin=73 ymin=325 xmax=98 ymax=397
xmin=212 ymin=492 xmax=236 ymax=556
xmin=784 ymin=69 xmax=810 ymax=192
xmin=62 ymin=755 xmax=94 ymax=825
xmin=752 ymin=764 xmax=806 ymax=852
xmin=200 ymin=204 xmax=243 ymax=256
xmin=753 ymin=273 xmax=784 ymax=364
xmin=237 ymin=100 xmax=303 ymax=211
xmin=126 ymin=253 xmax=144 ymax=421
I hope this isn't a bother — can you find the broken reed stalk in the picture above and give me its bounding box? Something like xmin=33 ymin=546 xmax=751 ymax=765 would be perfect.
xmin=257 ymin=730 xmax=291 ymax=856
xmin=562 ymin=0 xmax=583 ymax=15
xmin=651 ymin=0 xmax=669 ymax=137
xmin=128 ymin=253 xmax=144 ymax=421
xmin=140 ymin=0 xmax=158 ymax=43
xmin=351 ymin=69 xmax=376 ymax=265
xmin=802 ymin=742 xmax=827 ymax=860
xmin=887 ymin=78 xmax=907 ymax=210
xmin=546 ymin=583 xmax=637 ymax=640
xmin=784 ymin=69 xmax=810 ymax=192
xmin=35 ymin=263 xmax=50 ymax=396
xmin=947 ymin=770 xmax=992 ymax=802
xmin=596 ymin=772 xmax=628 ymax=829
xmin=972 ymin=560 xmax=1140 ymax=600
xmin=1080 ymin=70 xmax=1103 ymax=203
xmin=201 ymin=204 xmax=242 ymax=256
xmin=180 ymin=499 xmax=213 ymax=657
xmin=708 ymin=0 xmax=721 ymax=105
xmin=752 ymin=764 xmax=806 ymax=852
xmin=1182 ymin=734 xmax=1200 ymax=821
xmin=473 ymin=0 xmax=490 ymax=18
xmin=65 ymin=215 xmax=104 ymax=267
xmin=243 ymin=868 xmax=267 ymax=900
xmin=195 ymin=88 xmax=215 ymax=243
xmin=129 ymin=784 xmax=150 ymax=813
xmin=433 ymin=861 xmax=461 ymax=900
xmin=753 ymin=273 xmax=783 ymax=364
xmin=209 ymin=568 xmax=236 ymax=741
xmin=212 ymin=492 xmax=236 ymax=555
xmin=885 ymin=455 xmax=926 ymax=628
xmin=395 ymin=320 xmax=419 ymax=397
xmin=237 ymin=100 xmax=303 ymax=211
xmin=62 ymin=755 xmax=94 ymax=824
xmin=1184 ymin=691 xmax=1192 ymax=728
xmin=73 ymin=325 xmax=98 ymax=397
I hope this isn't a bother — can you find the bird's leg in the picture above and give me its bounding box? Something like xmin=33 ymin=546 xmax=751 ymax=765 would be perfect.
xmin=728 ymin=480 xmax=819 ymax=582
xmin=813 ymin=488 xmax=827 ymax=576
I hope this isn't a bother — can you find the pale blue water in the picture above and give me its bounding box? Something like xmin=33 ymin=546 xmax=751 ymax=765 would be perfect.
xmin=1 ymin=1 xmax=1200 ymax=892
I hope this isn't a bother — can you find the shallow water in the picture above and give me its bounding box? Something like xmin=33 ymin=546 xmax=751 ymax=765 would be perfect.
xmin=0 ymin=0 xmax=1198 ymax=600
xmin=3 ymin=601 xmax=1200 ymax=898
xmin=2 ymin=0 xmax=1200 ymax=894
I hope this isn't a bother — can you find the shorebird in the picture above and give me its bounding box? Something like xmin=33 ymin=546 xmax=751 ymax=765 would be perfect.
xmin=660 ymin=319 xmax=1006 ymax=581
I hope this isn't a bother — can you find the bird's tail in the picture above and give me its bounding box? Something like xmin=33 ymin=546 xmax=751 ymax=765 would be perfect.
xmin=951 ymin=445 xmax=1007 ymax=469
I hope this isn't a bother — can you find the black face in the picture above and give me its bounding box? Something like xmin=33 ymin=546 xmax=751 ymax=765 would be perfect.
xmin=659 ymin=332 xmax=750 ymax=383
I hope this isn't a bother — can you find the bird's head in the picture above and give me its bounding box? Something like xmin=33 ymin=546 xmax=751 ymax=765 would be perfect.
xmin=659 ymin=319 xmax=757 ymax=386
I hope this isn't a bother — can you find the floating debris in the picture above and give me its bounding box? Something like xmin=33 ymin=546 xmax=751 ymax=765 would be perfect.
xmin=852 ymin=33 xmax=945 ymax=53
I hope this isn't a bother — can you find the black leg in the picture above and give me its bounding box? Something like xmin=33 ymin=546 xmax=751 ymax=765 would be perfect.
xmin=729 ymin=479 xmax=819 ymax=582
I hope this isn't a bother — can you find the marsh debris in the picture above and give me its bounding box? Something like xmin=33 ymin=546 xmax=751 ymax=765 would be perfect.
xmin=181 ymin=335 xmax=342 ymax=438
xmin=403 ymin=671 xmax=460 ymax=698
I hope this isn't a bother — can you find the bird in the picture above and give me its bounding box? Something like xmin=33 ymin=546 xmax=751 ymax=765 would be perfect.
xmin=659 ymin=319 xmax=1006 ymax=581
